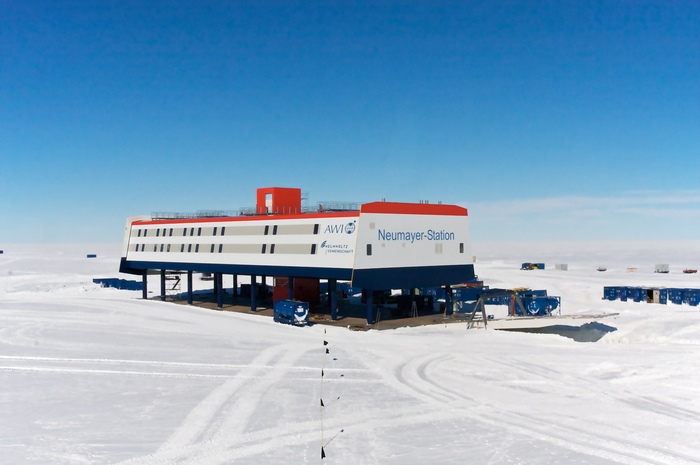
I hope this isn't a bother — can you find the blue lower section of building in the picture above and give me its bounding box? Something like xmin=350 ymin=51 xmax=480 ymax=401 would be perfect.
xmin=352 ymin=264 xmax=476 ymax=290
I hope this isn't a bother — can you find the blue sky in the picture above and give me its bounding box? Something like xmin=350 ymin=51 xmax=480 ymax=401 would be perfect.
xmin=1 ymin=1 xmax=698 ymax=243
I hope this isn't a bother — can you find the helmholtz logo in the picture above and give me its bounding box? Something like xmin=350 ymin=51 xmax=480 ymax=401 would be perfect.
xmin=320 ymin=240 xmax=353 ymax=254
xmin=324 ymin=220 xmax=357 ymax=234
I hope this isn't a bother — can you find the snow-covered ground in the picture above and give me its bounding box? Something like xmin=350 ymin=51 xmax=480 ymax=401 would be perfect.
xmin=1 ymin=242 xmax=699 ymax=464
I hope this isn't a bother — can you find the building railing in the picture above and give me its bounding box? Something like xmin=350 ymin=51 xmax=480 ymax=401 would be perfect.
xmin=151 ymin=201 xmax=360 ymax=220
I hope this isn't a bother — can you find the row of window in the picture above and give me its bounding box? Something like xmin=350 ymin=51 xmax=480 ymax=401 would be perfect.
xmin=136 ymin=224 xmax=320 ymax=238
xmin=365 ymin=243 xmax=464 ymax=255
xmin=133 ymin=243 xmax=318 ymax=255
xmin=134 ymin=242 xmax=460 ymax=256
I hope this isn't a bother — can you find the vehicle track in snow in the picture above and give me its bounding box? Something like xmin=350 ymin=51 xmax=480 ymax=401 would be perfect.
xmin=388 ymin=350 xmax=700 ymax=465
xmin=480 ymin=354 xmax=700 ymax=425
xmin=118 ymin=342 xmax=319 ymax=465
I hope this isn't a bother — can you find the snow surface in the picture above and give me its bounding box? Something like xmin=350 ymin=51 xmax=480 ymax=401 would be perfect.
xmin=1 ymin=243 xmax=700 ymax=464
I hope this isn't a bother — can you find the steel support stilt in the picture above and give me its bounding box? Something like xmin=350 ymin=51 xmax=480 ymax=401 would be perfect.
xmin=187 ymin=270 xmax=193 ymax=305
xmin=216 ymin=273 xmax=223 ymax=309
xmin=251 ymin=275 xmax=257 ymax=312
xmin=445 ymin=285 xmax=452 ymax=316
xmin=142 ymin=270 xmax=148 ymax=299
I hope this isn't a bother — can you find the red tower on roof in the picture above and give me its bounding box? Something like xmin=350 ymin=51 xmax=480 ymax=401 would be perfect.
xmin=256 ymin=187 xmax=302 ymax=215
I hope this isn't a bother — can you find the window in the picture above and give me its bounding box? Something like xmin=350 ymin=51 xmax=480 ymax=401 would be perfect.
xmin=313 ymin=224 xmax=319 ymax=235
xmin=197 ymin=227 xmax=202 ymax=236
xmin=153 ymin=245 xmax=157 ymax=252
xmin=183 ymin=228 xmax=187 ymax=236
xmin=169 ymin=228 xmax=173 ymax=237
xmin=460 ymin=243 xmax=464 ymax=253
xmin=190 ymin=228 xmax=194 ymax=236
xmin=367 ymin=244 xmax=372 ymax=256
xmin=156 ymin=229 xmax=160 ymax=237
xmin=180 ymin=244 xmax=184 ymax=252
xmin=311 ymin=244 xmax=316 ymax=255
xmin=264 ymin=225 xmax=269 ymax=235
xmin=213 ymin=227 xmax=217 ymax=236
xmin=273 ymin=225 xmax=277 ymax=235
xmin=262 ymin=244 xmax=267 ymax=253
xmin=218 ymin=244 xmax=223 ymax=253
xmin=221 ymin=227 xmax=225 ymax=236
xmin=163 ymin=228 xmax=167 ymax=236
xmin=135 ymin=244 xmax=139 ymax=252
xmin=210 ymin=244 xmax=215 ymax=253
xmin=188 ymin=244 xmax=192 ymax=253
xmin=160 ymin=244 xmax=164 ymax=252
xmin=138 ymin=229 xmax=141 ymax=237
xmin=270 ymin=244 xmax=275 ymax=254
xmin=195 ymin=244 xmax=199 ymax=253
xmin=167 ymin=244 xmax=171 ymax=252
xmin=144 ymin=229 xmax=148 ymax=237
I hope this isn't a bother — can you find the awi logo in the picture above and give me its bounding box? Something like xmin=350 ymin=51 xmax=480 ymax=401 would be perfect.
xmin=324 ymin=220 xmax=357 ymax=235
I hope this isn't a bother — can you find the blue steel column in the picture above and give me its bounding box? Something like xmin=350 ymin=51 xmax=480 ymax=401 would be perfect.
xmin=251 ymin=275 xmax=257 ymax=312
xmin=142 ymin=270 xmax=148 ymax=299
xmin=366 ymin=291 xmax=374 ymax=325
xmin=187 ymin=270 xmax=193 ymax=305
xmin=232 ymin=274 xmax=238 ymax=297
xmin=213 ymin=273 xmax=218 ymax=297
xmin=445 ymin=285 xmax=452 ymax=316
xmin=261 ymin=275 xmax=267 ymax=297
xmin=288 ymin=276 xmax=294 ymax=300
xmin=217 ymin=273 xmax=223 ymax=309
xmin=160 ymin=269 xmax=166 ymax=301
xmin=330 ymin=279 xmax=337 ymax=321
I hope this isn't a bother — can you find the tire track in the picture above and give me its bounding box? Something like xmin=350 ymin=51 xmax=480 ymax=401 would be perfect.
xmin=0 ymin=355 xmax=369 ymax=374
xmin=398 ymin=352 xmax=700 ymax=465
xmin=118 ymin=343 xmax=319 ymax=465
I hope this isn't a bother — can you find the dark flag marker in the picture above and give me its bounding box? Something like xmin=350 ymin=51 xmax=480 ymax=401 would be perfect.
xmin=321 ymin=447 xmax=326 ymax=459
xmin=320 ymin=398 xmax=325 ymax=407
xmin=326 ymin=348 xmax=330 ymax=354
xmin=321 ymin=369 xmax=324 ymax=377
xmin=324 ymin=340 xmax=328 ymax=346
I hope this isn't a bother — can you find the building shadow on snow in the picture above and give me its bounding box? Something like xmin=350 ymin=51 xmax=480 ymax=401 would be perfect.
xmin=498 ymin=322 xmax=617 ymax=343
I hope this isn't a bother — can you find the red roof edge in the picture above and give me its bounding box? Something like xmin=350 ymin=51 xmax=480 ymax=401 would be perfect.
xmin=360 ymin=202 xmax=467 ymax=216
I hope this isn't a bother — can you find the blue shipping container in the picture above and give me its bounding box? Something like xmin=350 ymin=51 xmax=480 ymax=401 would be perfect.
xmin=93 ymin=278 xmax=143 ymax=291
xmin=274 ymin=300 xmax=310 ymax=326
xmin=682 ymin=289 xmax=693 ymax=304
xmin=452 ymin=287 xmax=480 ymax=302
xmin=516 ymin=296 xmax=560 ymax=316
xmin=619 ymin=287 xmax=628 ymax=302
xmin=519 ymin=289 xmax=548 ymax=297
xmin=628 ymin=287 xmax=642 ymax=302
xmin=603 ymin=287 xmax=617 ymax=301
xmin=668 ymin=289 xmax=684 ymax=305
